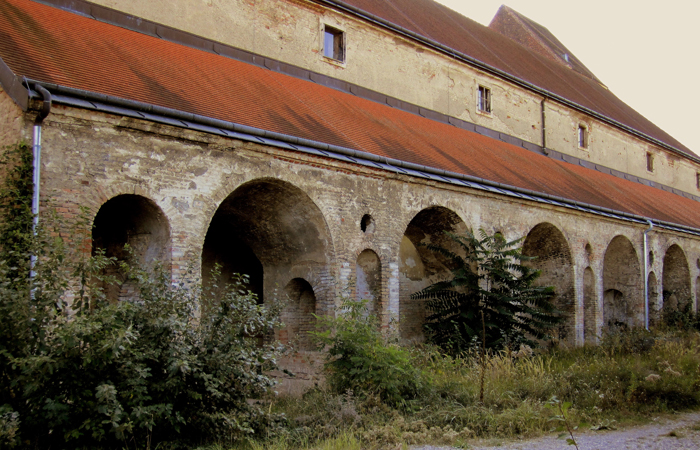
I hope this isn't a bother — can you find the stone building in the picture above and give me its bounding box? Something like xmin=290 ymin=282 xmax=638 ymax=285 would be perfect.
xmin=1 ymin=0 xmax=699 ymax=349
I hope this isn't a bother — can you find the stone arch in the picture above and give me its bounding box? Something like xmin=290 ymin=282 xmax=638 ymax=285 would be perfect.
xmin=356 ymin=249 xmax=382 ymax=316
xmin=399 ymin=206 xmax=468 ymax=342
xmin=662 ymin=244 xmax=691 ymax=313
xmin=648 ymin=271 xmax=660 ymax=326
xmin=603 ymin=235 xmax=642 ymax=331
xmin=92 ymin=194 xmax=171 ymax=302
xmin=522 ymin=223 xmax=575 ymax=345
xmin=279 ymin=278 xmax=317 ymax=351
xmin=583 ymin=267 xmax=596 ymax=344
xmin=201 ymin=178 xmax=334 ymax=315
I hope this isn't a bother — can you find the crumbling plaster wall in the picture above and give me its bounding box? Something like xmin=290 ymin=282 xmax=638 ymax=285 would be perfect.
xmin=85 ymin=0 xmax=700 ymax=195
xmin=29 ymin=105 xmax=700 ymax=346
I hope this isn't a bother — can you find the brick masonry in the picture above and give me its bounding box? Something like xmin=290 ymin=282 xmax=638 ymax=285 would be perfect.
xmin=12 ymin=96 xmax=700 ymax=347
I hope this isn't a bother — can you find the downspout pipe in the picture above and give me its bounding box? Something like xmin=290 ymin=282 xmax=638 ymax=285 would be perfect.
xmin=541 ymin=98 xmax=548 ymax=155
xmin=643 ymin=219 xmax=654 ymax=330
xmin=30 ymin=85 xmax=52 ymax=274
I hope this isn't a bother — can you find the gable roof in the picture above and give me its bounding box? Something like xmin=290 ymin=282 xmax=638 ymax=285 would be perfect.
xmin=488 ymin=5 xmax=601 ymax=84
xmin=331 ymin=0 xmax=694 ymax=158
xmin=0 ymin=0 xmax=699 ymax=232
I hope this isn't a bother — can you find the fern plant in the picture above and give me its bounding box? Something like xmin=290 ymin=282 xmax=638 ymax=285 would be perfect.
xmin=411 ymin=229 xmax=561 ymax=354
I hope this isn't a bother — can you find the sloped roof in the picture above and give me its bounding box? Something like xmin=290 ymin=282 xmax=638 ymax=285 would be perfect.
xmin=0 ymin=0 xmax=699 ymax=230
xmin=488 ymin=5 xmax=601 ymax=83
xmin=336 ymin=0 xmax=693 ymax=157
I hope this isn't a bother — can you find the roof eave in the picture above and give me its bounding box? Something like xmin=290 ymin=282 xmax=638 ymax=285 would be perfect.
xmin=0 ymin=57 xmax=28 ymax=111
xmin=27 ymin=79 xmax=700 ymax=237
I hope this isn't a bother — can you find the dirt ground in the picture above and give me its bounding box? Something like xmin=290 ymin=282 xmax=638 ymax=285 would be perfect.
xmin=412 ymin=411 xmax=700 ymax=450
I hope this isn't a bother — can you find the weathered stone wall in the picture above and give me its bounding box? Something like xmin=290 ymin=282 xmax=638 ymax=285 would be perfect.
xmin=0 ymin=89 xmax=24 ymax=148
xmin=83 ymin=0 xmax=700 ymax=195
xmin=27 ymin=104 xmax=700 ymax=347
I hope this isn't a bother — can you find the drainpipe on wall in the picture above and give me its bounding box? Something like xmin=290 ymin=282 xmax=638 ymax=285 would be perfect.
xmin=643 ymin=219 xmax=654 ymax=330
xmin=30 ymin=85 xmax=52 ymax=276
xmin=541 ymin=98 xmax=548 ymax=155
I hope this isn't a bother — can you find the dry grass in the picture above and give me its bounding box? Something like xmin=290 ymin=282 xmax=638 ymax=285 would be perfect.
xmin=206 ymin=329 xmax=700 ymax=450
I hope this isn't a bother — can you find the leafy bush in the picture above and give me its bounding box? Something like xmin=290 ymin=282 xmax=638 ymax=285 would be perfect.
xmin=0 ymin=142 xmax=283 ymax=448
xmin=312 ymin=300 xmax=424 ymax=407
xmin=412 ymin=229 xmax=561 ymax=354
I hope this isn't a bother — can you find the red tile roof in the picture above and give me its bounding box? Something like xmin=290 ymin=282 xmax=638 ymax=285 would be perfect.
xmin=339 ymin=0 xmax=693 ymax=157
xmin=0 ymin=0 xmax=699 ymax=229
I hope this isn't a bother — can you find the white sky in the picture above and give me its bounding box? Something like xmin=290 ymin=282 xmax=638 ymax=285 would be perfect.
xmin=434 ymin=0 xmax=700 ymax=155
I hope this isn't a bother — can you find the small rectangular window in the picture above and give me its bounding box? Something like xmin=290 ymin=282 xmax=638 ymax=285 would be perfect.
xmin=323 ymin=25 xmax=344 ymax=62
xmin=478 ymin=85 xmax=491 ymax=113
xmin=696 ymin=172 xmax=700 ymax=189
xmin=646 ymin=152 xmax=654 ymax=172
xmin=578 ymin=124 xmax=588 ymax=148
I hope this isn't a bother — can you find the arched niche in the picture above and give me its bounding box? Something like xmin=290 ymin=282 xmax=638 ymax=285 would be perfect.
xmin=399 ymin=206 xmax=467 ymax=342
xmin=583 ymin=267 xmax=596 ymax=344
xmin=356 ymin=249 xmax=382 ymax=316
xmin=522 ymin=223 xmax=575 ymax=346
xmin=603 ymin=235 xmax=642 ymax=331
xmin=279 ymin=278 xmax=317 ymax=351
xmin=662 ymin=244 xmax=691 ymax=313
xmin=202 ymin=179 xmax=333 ymax=313
xmin=648 ymin=272 xmax=660 ymax=326
xmin=92 ymin=194 xmax=170 ymax=302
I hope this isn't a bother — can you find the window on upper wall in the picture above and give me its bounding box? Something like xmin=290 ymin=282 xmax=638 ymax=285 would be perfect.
xmin=646 ymin=152 xmax=654 ymax=172
xmin=477 ymin=85 xmax=491 ymax=113
xmin=578 ymin=124 xmax=588 ymax=149
xmin=696 ymin=172 xmax=700 ymax=190
xmin=323 ymin=25 xmax=345 ymax=62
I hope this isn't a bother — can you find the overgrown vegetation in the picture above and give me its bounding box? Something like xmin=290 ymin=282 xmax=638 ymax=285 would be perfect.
xmin=311 ymin=300 xmax=424 ymax=407
xmin=0 ymin=142 xmax=284 ymax=449
xmin=2 ymin=140 xmax=700 ymax=450
xmin=226 ymin=327 xmax=700 ymax=449
xmin=412 ymin=229 xmax=561 ymax=354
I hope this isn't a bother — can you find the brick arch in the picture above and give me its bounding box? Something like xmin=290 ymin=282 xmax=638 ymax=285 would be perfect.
xmin=522 ymin=222 xmax=575 ymax=345
xmin=201 ymin=178 xmax=335 ymax=309
xmin=279 ymin=278 xmax=317 ymax=351
xmin=662 ymin=244 xmax=691 ymax=312
xmin=603 ymin=235 xmax=643 ymax=331
xmin=91 ymin=194 xmax=171 ymax=303
xmin=84 ymin=183 xmax=165 ymax=224
xmin=398 ymin=205 xmax=469 ymax=343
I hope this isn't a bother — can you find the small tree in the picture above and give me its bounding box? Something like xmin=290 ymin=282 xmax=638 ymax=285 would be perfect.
xmin=411 ymin=229 xmax=561 ymax=355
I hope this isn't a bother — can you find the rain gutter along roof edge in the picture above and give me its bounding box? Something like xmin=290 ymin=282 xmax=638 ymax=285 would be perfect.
xmin=0 ymin=58 xmax=28 ymax=110
xmin=26 ymin=79 xmax=700 ymax=237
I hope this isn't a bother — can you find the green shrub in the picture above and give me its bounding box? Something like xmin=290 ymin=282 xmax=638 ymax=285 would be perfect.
xmin=412 ymin=229 xmax=561 ymax=354
xmin=312 ymin=300 xmax=424 ymax=407
xmin=0 ymin=141 xmax=284 ymax=448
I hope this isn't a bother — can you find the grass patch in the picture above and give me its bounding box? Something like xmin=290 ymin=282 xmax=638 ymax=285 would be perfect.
xmin=209 ymin=328 xmax=700 ymax=449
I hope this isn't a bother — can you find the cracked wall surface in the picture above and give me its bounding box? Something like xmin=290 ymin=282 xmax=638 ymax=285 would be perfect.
xmin=14 ymin=104 xmax=696 ymax=347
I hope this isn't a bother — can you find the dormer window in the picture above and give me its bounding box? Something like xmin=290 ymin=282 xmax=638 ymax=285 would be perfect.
xmin=578 ymin=124 xmax=588 ymax=149
xmin=323 ymin=25 xmax=345 ymax=62
xmin=477 ymin=85 xmax=491 ymax=113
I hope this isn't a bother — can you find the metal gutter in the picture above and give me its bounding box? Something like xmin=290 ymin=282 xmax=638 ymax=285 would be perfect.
xmin=312 ymin=0 xmax=699 ymax=163
xmin=27 ymin=79 xmax=700 ymax=238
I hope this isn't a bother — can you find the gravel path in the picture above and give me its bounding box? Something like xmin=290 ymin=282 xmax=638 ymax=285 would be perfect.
xmin=411 ymin=411 xmax=700 ymax=450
